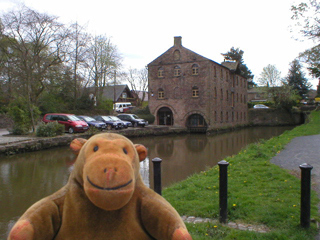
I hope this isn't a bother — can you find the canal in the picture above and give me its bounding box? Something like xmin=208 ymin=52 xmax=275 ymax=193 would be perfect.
xmin=0 ymin=125 xmax=294 ymax=238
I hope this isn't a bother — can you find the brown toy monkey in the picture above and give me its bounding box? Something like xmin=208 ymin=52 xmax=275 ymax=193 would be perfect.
xmin=8 ymin=133 xmax=192 ymax=240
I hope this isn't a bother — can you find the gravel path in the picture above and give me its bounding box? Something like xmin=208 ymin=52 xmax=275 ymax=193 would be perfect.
xmin=271 ymin=134 xmax=320 ymax=197
xmin=271 ymin=134 xmax=320 ymax=239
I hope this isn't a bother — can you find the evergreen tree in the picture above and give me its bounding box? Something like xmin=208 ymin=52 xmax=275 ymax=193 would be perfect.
xmin=221 ymin=47 xmax=254 ymax=80
xmin=286 ymin=59 xmax=311 ymax=98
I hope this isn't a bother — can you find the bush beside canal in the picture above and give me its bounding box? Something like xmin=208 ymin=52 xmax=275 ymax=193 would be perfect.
xmin=163 ymin=110 xmax=320 ymax=239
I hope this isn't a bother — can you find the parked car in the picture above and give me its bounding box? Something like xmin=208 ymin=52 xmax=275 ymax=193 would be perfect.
xmin=253 ymin=104 xmax=269 ymax=109
xmin=77 ymin=116 xmax=106 ymax=130
xmin=117 ymin=114 xmax=148 ymax=127
xmin=42 ymin=113 xmax=89 ymax=134
xmin=93 ymin=115 xmax=124 ymax=130
xmin=114 ymin=102 xmax=133 ymax=113
xmin=108 ymin=116 xmax=132 ymax=128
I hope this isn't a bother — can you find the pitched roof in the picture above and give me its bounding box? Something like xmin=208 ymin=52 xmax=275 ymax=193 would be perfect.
xmin=87 ymin=84 xmax=134 ymax=101
xmin=221 ymin=61 xmax=239 ymax=71
xmin=101 ymin=84 xmax=134 ymax=101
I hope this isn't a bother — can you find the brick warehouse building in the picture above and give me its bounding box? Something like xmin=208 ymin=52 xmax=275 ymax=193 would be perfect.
xmin=147 ymin=36 xmax=248 ymax=131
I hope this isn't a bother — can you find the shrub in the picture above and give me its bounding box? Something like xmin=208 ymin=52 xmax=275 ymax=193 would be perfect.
xmin=36 ymin=122 xmax=64 ymax=137
xmin=8 ymin=99 xmax=40 ymax=135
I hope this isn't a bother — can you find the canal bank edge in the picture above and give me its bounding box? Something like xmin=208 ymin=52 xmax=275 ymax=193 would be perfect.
xmin=0 ymin=126 xmax=188 ymax=156
xmin=0 ymin=108 xmax=306 ymax=156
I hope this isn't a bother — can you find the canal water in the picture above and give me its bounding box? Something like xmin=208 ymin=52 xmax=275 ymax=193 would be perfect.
xmin=0 ymin=126 xmax=294 ymax=238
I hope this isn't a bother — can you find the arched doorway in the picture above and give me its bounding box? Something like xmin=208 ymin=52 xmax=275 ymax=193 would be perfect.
xmin=187 ymin=114 xmax=207 ymax=132
xmin=157 ymin=107 xmax=174 ymax=125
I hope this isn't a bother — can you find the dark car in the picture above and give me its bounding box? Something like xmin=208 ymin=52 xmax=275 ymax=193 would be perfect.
xmin=108 ymin=116 xmax=132 ymax=128
xmin=77 ymin=116 xmax=106 ymax=130
xmin=42 ymin=113 xmax=89 ymax=134
xmin=117 ymin=114 xmax=148 ymax=127
xmin=93 ymin=116 xmax=124 ymax=130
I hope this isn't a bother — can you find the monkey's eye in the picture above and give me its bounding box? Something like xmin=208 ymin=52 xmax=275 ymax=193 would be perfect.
xmin=123 ymin=148 xmax=128 ymax=154
xmin=93 ymin=146 xmax=99 ymax=152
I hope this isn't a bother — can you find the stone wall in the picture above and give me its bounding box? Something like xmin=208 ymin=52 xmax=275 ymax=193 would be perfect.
xmin=248 ymin=109 xmax=303 ymax=126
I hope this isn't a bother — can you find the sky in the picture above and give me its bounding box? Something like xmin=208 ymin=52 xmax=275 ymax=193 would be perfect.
xmin=0 ymin=0 xmax=318 ymax=88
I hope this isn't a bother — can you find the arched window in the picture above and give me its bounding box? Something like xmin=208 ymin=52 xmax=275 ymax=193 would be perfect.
xmin=174 ymin=50 xmax=180 ymax=61
xmin=192 ymin=64 xmax=199 ymax=75
xmin=158 ymin=88 xmax=164 ymax=99
xmin=174 ymin=66 xmax=181 ymax=77
xmin=192 ymin=86 xmax=199 ymax=97
xmin=158 ymin=67 xmax=164 ymax=78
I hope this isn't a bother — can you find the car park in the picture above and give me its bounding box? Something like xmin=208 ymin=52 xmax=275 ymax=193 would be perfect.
xmin=108 ymin=116 xmax=132 ymax=128
xmin=77 ymin=116 xmax=106 ymax=130
xmin=93 ymin=115 xmax=124 ymax=130
xmin=42 ymin=113 xmax=89 ymax=134
xmin=253 ymin=104 xmax=269 ymax=109
xmin=117 ymin=114 xmax=148 ymax=127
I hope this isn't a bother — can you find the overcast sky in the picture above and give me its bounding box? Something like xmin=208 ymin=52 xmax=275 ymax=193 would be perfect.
xmin=0 ymin=0 xmax=318 ymax=88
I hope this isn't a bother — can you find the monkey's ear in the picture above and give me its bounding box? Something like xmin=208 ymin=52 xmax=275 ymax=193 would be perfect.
xmin=134 ymin=144 xmax=147 ymax=162
xmin=70 ymin=138 xmax=87 ymax=155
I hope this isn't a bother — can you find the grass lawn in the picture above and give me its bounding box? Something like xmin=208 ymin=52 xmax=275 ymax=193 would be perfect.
xmin=163 ymin=110 xmax=320 ymax=239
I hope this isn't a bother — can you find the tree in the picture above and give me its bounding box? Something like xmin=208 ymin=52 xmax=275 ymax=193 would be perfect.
xmin=291 ymin=1 xmax=320 ymax=82
xmin=0 ymin=5 xmax=69 ymax=131
xmin=87 ymin=35 xmax=122 ymax=105
xmin=125 ymin=67 xmax=148 ymax=106
xmin=286 ymin=59 xmax=311 ymax=98
xmin=258 ymin=64 xmax=282 ymax=87
xmin=221 ymin=47 xmax=254 ymax=80
xmin=267 ymin=83 xmax=300 ymax=110
xmin=66 ymin=22 xmax=91 ymax=108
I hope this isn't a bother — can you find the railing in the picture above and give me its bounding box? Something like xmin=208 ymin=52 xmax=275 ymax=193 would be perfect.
xmin=151 ymin=157 xmax=314 ymax=228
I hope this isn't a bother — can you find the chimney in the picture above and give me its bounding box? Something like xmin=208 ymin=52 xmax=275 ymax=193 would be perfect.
xmin=174 ymin=36 xmax=182 ymax=46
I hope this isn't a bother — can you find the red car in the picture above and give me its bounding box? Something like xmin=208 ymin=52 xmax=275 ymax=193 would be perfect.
xmin=42 ymin=113 xmax=89 ymax=134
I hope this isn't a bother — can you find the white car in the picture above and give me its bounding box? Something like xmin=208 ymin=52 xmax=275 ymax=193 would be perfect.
xmin=253 ymin=104 xmax=269 ymax=109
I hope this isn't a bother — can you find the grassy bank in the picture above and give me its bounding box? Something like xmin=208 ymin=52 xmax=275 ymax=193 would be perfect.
xmin=164 ymin=110 xmax=320 ymax=239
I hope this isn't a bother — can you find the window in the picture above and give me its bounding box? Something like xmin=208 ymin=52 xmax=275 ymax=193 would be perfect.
xmin=214 ymin=66 xmax=217 ymax=77
xmin=158 ymin=88 xmax=164 ymax=99
xmin=174 ymin=50 xmax=180 ymax=61
xmin=220 ymin=89 xmax=223 ymax=100
xmin=214 ymin=87 xmax=217 ymax=98
xmin=192 ymin=86 xmax=199 ymax=97
xmin=174 ymin=66 xmax=181 ymax=77
xmin=158 ymin=67 xmax=164 ymax=78
xmin=192 ymin=64 xmax=199 ymax=75
xmin=122 ymin=92 xmax=127 ymax=98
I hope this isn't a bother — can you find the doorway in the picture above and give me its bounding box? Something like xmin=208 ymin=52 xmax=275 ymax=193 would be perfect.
xmin=158 ymin=107 xmax=174 ymax=125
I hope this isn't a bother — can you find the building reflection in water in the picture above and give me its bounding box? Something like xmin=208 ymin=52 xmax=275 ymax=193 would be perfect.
xmin=133 ymin=126 xmax=294 ymax=189
xmin=0 ymin=125 xmax=294 ymax=238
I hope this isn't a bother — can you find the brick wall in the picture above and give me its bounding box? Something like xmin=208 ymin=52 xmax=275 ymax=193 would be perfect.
xmin=148 ymin=37 xmax=248 ymax=130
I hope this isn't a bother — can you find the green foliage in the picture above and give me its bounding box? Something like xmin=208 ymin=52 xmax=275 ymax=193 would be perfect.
xmin=38 ymin=92 xmax=67 ymax=114
xmin=96 ymin=98 xmax=113 ymax=113
xmin=267 ymin=84 xmax=300 ymax=110
xmin=36 ymin=122 xmax=64 ymax=137
xmin=75 ymin=94 xmax=95 ymax=110
xmin=286 ymin=59 xmax=311 ymax=98
xmin=221 ymin=47 xmax=254 ymax=79
xmin=164 ymin=111 xmax=320 ymax=239
xmin=8 ymin=98 xmax=40 ymax=135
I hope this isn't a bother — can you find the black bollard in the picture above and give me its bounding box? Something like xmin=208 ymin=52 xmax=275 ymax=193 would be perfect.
xmin=218 ymin=160 xmax=229 ymax=224
xmin=152 ymin=157 xmax=162 ymax=195
xmin=299 ymin=163 xmax=313 ymax=228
